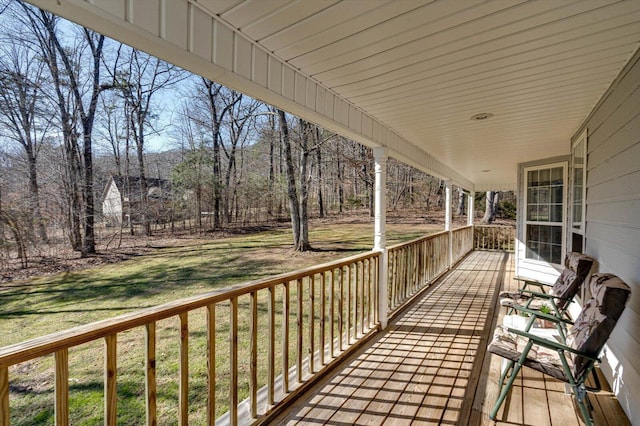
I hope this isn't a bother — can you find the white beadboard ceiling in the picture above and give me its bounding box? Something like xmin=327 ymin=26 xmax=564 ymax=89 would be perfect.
xmin=199 ymin=0 xmax=640 ymax=189
xmin=26 ymin=0 xmax=640 ymax=190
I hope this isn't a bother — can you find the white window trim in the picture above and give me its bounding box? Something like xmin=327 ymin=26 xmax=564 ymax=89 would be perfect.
xmin=523 ymin=161 xmax=568 ymax=266
xmin=570 ymin=130 xmax=587 ymax=236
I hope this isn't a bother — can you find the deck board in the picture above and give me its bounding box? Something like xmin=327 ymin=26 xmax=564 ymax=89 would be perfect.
xmin=274 ymin=251 xmax=629 ymax=425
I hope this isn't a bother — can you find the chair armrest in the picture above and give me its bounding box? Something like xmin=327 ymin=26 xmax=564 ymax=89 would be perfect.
xmin=506 ymin=328 xmax=599 ymax=362
xmin=508 ymin=305 xmax=574 ymax=325
xmin=514 ymin=276 xmax=553 ymax=287
xmin=518 ymin=289 xmax=553 ymax=298
xmin=514 ymin=276 xmax=553 ymax=293
xmin=518 ymin=289 xmax=572 ymax=302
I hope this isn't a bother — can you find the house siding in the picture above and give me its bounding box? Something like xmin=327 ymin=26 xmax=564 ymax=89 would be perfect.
xmin=102 ymin=180 xmax=123 ymax=223
xmin=578 ymin=47 xmax=640 ymax=423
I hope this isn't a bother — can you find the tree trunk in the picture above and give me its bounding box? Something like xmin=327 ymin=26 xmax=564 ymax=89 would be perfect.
xmin=81 ymin=130 xmax=96 ymax=255
xmin=456 ymin=189 xmax=466 ymax=216
xmin=0 ymin=212 xmax=28 ymax=269
xmin=298 ymin=119 xmax=311 ymax=251
xmin=64 ymin=133 xmax=83 ymax=251
xmin=278 ymin=110 xmax=302 ymax=250
xmin=136 ymin=126 xmax=150 ymax=236
xmin=268 ymin=111 xmax=276 ymax=216
xmin=482 ymin=191 xmax=498 ymax=224
xmin=26 ymin=146 xmax=48 ymax=243
xmin=316 ymin=129 xmax=324 ymax=218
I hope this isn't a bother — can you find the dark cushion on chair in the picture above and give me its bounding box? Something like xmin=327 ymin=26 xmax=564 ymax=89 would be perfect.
xmin=567 ymin=273 xmax=631 ymax=378
xmin=551 ymin=252 xmax=594 ymax=303
xmin=499 ymin=252 xmax=593 ymax=310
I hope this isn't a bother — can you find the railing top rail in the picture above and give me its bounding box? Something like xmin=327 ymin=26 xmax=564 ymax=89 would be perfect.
xmin=0 ymin=250 xmax=379 ymax=367
xmin=387 ymin=225 xmax=472 ymax=252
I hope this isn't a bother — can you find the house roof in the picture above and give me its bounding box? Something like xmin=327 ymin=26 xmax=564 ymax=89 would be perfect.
xmin=102 ymin=175 xmax=171 ymax=202
xmin=25 ymin=0 xmax=640 ymax=191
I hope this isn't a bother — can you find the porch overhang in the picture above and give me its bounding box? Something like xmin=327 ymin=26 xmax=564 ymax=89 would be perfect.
xmin=24 ymin=0 xmax=640 ymax=192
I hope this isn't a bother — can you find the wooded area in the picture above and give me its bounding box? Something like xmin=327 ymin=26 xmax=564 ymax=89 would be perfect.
xmin=0 ymin=1 xmax=514 ymax=275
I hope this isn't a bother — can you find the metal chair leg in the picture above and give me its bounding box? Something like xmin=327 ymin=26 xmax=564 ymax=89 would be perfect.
xmin=490 ymin=360 xmax=524 ymax=420
xmin=498 ymin=360 xmax=514 ymax=388
xmin=490 ymin=342 xmax=533 ymax=420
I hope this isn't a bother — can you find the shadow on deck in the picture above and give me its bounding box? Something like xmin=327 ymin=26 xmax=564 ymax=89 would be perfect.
xmin=274 ymin=251 xmax=629 ymax=425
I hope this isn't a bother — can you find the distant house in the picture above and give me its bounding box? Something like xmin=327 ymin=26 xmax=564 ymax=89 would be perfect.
xmin=101 ymin=175 xmax=172 ymax=225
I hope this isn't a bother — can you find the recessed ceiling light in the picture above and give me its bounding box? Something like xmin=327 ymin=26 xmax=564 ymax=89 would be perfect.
xmin=471 ymin=113 xmax=494 ymax=121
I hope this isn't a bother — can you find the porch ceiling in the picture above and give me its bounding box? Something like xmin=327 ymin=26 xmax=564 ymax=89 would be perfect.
xmin=25 ymin=0 xmax=640 ymax=191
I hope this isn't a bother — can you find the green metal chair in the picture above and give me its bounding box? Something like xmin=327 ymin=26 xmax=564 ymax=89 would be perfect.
xmin=499 ymin=252 xmax=594 ymax=318
xmin=487 ymin=273 xmax=631 ymax=425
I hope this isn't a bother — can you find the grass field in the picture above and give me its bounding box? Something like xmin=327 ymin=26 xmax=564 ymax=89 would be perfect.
xmin=1 ymin=217 xmax=444 ymax=425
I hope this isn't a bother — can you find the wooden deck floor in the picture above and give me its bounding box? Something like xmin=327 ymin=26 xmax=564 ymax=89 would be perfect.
xmin=274 ymin=251 xmax=630 ymax=425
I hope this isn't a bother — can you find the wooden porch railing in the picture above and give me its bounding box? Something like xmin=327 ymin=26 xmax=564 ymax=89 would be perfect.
xmin=387 ymin=226 xmax=474 ymax=314
xmin=473 ymin=225 xmax=516 ymax=252
xmin=0 ymin=225 xmax=486 ymax=425
xmin=452 ymin=225 xmax=474 ymax=264
xmin=0 ymin=251 xmax=380 ymax=426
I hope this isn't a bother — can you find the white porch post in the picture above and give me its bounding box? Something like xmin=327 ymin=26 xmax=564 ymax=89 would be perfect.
xmin=468 ymin=191 xmax=475 ymax=226
xmin=373 ymin=147 xmax=388 ymax=329
xmin=445 ymin=180 xmax=453 ymax=268
xmin=445 ymin=181 xmax=452 ymax=231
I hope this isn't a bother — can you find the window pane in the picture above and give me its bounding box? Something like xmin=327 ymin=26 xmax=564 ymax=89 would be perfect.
xmin=539 ymin=243 xmax=551 ymax=263
xmin=551 ymin=204 xmax=563 ymax=222
xmin=551 ymin=167 xmax=563 ymax=184
xmin=552 ymin=186 xmax=563 ymax=203
xmin=573 ymin=166 xmax=583 ymax=186
xmin=572 ymin=140 xmax=585 ymax=231
xmin=551 ymin=244 xmax=562 ymax=264
xmin=573 ymin=205 xmax=582 ymax=224
xmin=539 ymin=225 xmax=550 ymax=242
xmin=539 ymin=187 xmax=550 ymax=203
xmin=528 ymin=170 xmax=539 ymax=187
xmin=540 ymin=169 xmax=550 ymax=186
xmin=528 ymin=242 xmax=540 ymax=260
xmin=538 ymin=205 xmax=549 ymax=221
xmin=552 ymin=226 xmax=563 ymax=244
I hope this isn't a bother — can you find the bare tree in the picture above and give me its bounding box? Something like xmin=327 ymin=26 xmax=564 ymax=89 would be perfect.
xmin=199 ymin=80 xmax=241 ymax=228
xmin=110 ymin=46 xmax=185 ymax=235
xmin=19 ymin=5 xmax=108 ymax=256
xmin=221 ymin=92 xmax=259 ymax=224
xmin=171 ymin=106 xmax=212 ymax=232
xmin=0 ymin=35 xmax=51 ymax=242
xmin=96 ymin=91 xmax=128 ymax=177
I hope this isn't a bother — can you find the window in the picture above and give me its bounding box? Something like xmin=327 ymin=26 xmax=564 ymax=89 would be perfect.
xmin=525 ymin=164 xmax=565 ymax=264
xmin=570 ymin=132 xmax=586 ymax=251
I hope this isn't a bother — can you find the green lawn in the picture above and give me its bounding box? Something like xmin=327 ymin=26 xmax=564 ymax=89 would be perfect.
xmin=1 ymin=219 xmax=441 ymax=425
